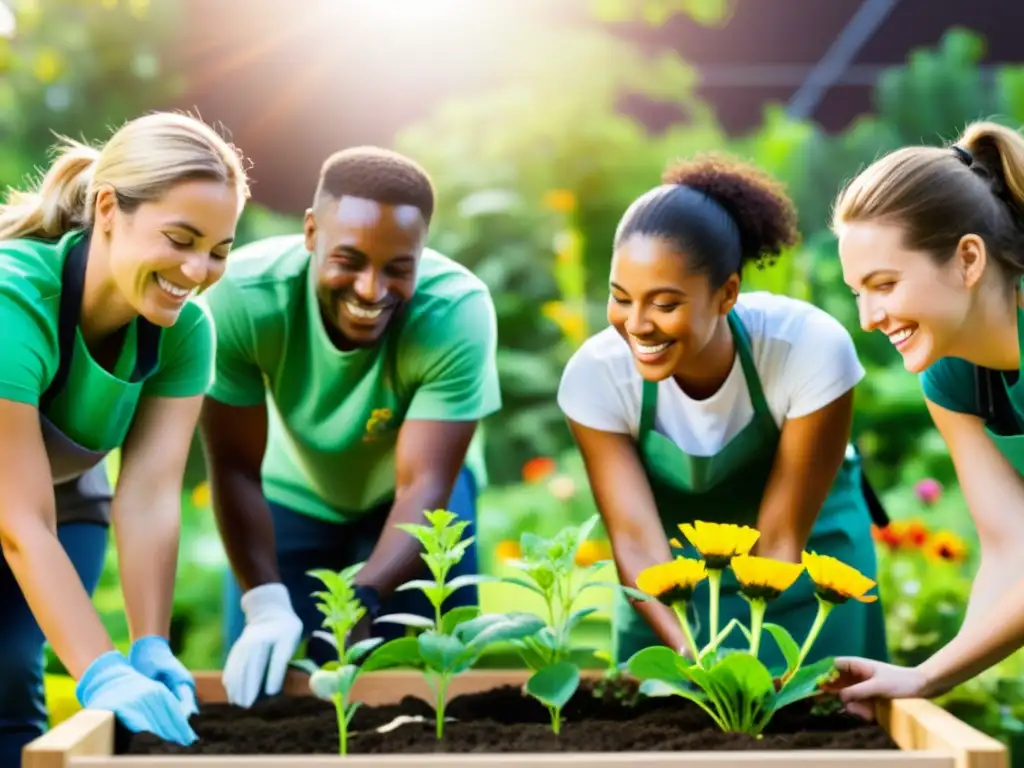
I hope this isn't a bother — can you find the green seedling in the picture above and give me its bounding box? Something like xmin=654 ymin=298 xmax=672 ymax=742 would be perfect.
xmin=292 ymin=563 xmax=384 ymax=755
xmin=370 ymin=509 xmax=545 ymax=739
xmin=501 ymin=514 xmax=650 ymax=733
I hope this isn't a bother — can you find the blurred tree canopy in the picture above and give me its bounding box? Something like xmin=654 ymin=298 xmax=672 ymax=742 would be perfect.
xmin=3 ymin=0 xmax=1024 ymax=496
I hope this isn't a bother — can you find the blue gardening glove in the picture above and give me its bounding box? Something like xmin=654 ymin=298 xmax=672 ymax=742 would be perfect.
xmin=128 ymin=635 xmax=198 ymax=717
xmin=76 ymin=650 xmax=198 ymax=746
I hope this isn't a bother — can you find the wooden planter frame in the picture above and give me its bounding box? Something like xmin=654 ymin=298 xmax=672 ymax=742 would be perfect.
xmin=23 ymin=669 xmax=1008 ymax=768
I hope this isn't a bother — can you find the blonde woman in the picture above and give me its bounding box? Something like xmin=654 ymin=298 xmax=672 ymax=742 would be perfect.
xmin=830 ymin=121 xmax=1024 ymax=716
xmin=0 ymin=112 xmax=249 ymax=762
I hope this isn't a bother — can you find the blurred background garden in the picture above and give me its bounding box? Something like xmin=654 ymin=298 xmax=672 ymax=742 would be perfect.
xmin=3 ymin=0 xmax=1023 ymax=763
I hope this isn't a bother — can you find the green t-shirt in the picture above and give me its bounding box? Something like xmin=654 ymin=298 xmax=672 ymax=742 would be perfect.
xmin=0 ymin=230 xmax=215 ymax=452
xmin=920 ymin=351 xmax=1024 ymax=435
xmin=200 ymin=234 xmax=502 ymax=522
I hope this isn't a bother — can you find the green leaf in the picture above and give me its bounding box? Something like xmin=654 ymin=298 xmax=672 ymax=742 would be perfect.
xmin=762 ymin=623 xmax=801 ymax=672
xmin=360 ymin=636 xmax=424 ymax=672
xmin=576 ymin=514 xmax=599 ymax=544
xmin=309 ymin=668 xmax=342 ymax=699
xmin=498 ymin=575 xmax=545 ymax=596
xmin=441 ymin=605 xmax=481 ymax=634
xmin=639 ymin=678 xmax=689 ymax=698
xmin=335 ymin=664 xmax=360 ymax=694
xmin=714 ymin=653 xmax=775 ymax=702
xmin=395 ymin=579 xmax=437 ymax=592
xmin=564 ymin=606 xmax=598 ymax=634
xmin=289 ymin=658 xmax=319 ymax=676
xmin=312 ymin=630 xmax=339 ymax=649
xmin=775 ymin=657 xmax=836 ymax=709
xmin=344 ymin=701 xmax=363 ymax=725
xmin=373 ymin=612 xmax=436 ymax=629
xmin=459 ymin=611 xmax=545 ymax=649
xmin=345 ymin=637 xmax=384 ymax=665
xmin=531 ymin=626 xmax=560 ymax=651
xmin=526 ymin=662 xmax=581 ymax=709
xmin=418 ymin=630 xmax=470 ymax=673
xmin=446 ymin=573 xmax=498 ymax=591
xmin=626 ymin=645 xmax=689 ymax=685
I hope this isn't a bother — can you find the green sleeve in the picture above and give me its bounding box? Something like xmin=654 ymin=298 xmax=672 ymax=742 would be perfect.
xmin=919 ymin=357 xmax=981 ymax=415
xmin=0 ymin=277 xmax=56 ymax=406
xmin=142 ymin=302 xmax=214 ymax=398
xmin=198 ymin=277 xmax=267 ymax=407
xmin=404 ymin=289 xmax=502 ymax=422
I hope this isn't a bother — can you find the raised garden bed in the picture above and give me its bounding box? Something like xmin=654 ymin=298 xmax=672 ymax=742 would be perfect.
xmin=22 ymin=669 xmax=1008 ymax=768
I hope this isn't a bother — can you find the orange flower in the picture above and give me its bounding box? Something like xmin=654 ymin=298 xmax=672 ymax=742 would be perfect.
xmin=522 ymin=457 xmax=557 ymax=484
xmin=495 ymin=540 xmax=522 ymax=561
xmin=926 ymin=531 xmax=967 ymax=563
xmin=575 ymin=539 xmax=612 ymax=567
xmin=903 ymin=520 xmax=929 ymax=547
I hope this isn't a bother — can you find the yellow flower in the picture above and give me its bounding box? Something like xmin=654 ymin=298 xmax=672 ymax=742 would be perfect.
xmin=925 ymin=531 xmax=967 ymax=563
xmin=678 ymin=521 xmax=760 ymax=569
xmin=575 ymin=539 xmax=611 ymax=567
xmin=802 ymin=551 xmax=878 ymax=604
xmin=731 ymin=555 xmax=804 ymax=601
xmin=542 ymin=189 xmax=576 ymax=215
xmin=636 ymin=557 xmax=707 ymax=605
xmin=190 ymin=481 xmax=211 ymax=509
xmin=495 ymin=540 xmax=521 ymax=561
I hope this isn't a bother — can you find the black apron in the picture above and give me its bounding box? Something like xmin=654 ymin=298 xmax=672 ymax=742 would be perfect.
xmin=40 ymin=235 xmax=162 ymax=525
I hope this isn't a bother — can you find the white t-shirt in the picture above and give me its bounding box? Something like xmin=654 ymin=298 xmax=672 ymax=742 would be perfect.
xmin=556 ymin=292 xmax=865 ymax=457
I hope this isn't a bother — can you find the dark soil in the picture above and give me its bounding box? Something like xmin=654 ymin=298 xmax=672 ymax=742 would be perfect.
xmin=125 ymin=679 xmax=899 ymax=755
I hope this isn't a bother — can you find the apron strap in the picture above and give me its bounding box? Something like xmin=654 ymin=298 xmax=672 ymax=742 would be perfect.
xmin=637 ymin=309 xmax=770 ymax=439
xmin=39 ymin=232 xmax=163 ymax=412
xmin=726 ymin=310 xmax=772 ymax=420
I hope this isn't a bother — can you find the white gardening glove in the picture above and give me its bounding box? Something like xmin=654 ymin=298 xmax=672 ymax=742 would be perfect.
xmin=222 ymin=583 xmax=304 ymax=708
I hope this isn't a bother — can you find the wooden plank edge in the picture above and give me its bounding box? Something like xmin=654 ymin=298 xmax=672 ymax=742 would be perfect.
xmin=69 ymin=750 xmax=955 ymax=768
xmin=23 ymin=709 xmax=115 ymax=768
xmin=888 ymin=699 xmax=1008 ymax=768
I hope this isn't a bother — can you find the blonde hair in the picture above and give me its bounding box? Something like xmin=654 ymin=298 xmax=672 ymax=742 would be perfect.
xmin=832 ymin=121 xmax=1024 ymax=277
xmin=0 ymin=111 xmax=251 ymax=241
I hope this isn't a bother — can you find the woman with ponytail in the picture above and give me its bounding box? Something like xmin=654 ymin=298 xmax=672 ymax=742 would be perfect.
xmin=557 ymin=153 xmax=888 ymax=669
xmin=827 ymin=121 xmax=1024 ymax=715
xmin=0 ymin=111 xmax=249 ymax=763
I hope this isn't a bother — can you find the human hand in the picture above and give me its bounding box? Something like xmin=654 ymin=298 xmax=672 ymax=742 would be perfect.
xmin=128 ymin=635 xmax=198 ymax=717
xmin=77 ymin=650 xmax=198 ymax=746
xmin=222 ymin=583 xmax=304 ymax=707
xmin=820 ymin=656 xmax=929 ymax=720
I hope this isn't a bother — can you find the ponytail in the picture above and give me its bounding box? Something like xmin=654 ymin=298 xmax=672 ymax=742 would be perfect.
xmin=0 ymin=137 xmax=100 ymax=241
xmin=833 ymin=120 xmax=1024 ymax=279
xmin=959 ymin=121 xmax=1024 ymax=230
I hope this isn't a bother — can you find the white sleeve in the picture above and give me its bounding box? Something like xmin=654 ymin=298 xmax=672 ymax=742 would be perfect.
xmin=783 ymin=310 xmax=865 ymax=419
xmin=557 ymin=338 xmax=635 ymax=435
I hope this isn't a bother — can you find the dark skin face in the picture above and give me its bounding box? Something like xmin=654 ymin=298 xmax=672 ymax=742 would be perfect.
xmin=607 ymin=233 xmax=740 ymax=397
xmin=303 ymin=195 xmax=427 ymax=351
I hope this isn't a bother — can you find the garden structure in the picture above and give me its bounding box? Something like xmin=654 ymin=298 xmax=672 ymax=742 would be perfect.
xmin=23 ymin=515 xmax=1009 ymax=768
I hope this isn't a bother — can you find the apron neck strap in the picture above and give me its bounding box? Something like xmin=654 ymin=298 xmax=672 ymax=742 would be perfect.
xmin=638 ymin=309 xmax=770 ymax=438
xmin=39 ymin=232 xmax=163 ymax=411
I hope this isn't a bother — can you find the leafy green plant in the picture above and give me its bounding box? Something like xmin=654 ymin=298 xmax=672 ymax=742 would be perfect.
xmin=500 ymin=514 xmax=649 ymax=733
xmin=370 ymin=509 xmax=546 ymax=739
xmin=292 ymin=564 xmax=384 ymax=755
xmin=627 ymin=521 xmax=879 ymax=736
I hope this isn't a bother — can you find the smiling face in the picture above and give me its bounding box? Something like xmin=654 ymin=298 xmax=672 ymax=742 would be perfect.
xmin=304 ymin=195 xmax=427 ymax=350
xmin=606 ymin=233 xmax=739 ymax=382
xmin=97 ymin=178 xmax=241 ymax=327
xmin=837 ymin=220 xmax=986 ymax=373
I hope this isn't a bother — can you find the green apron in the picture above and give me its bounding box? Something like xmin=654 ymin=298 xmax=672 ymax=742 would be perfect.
xmin=612 ymin=310 xmax=889 ymax=671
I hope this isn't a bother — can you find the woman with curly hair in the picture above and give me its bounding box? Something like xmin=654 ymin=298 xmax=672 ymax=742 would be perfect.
xmin=557 ymin=154 xmax=888 ymax=667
